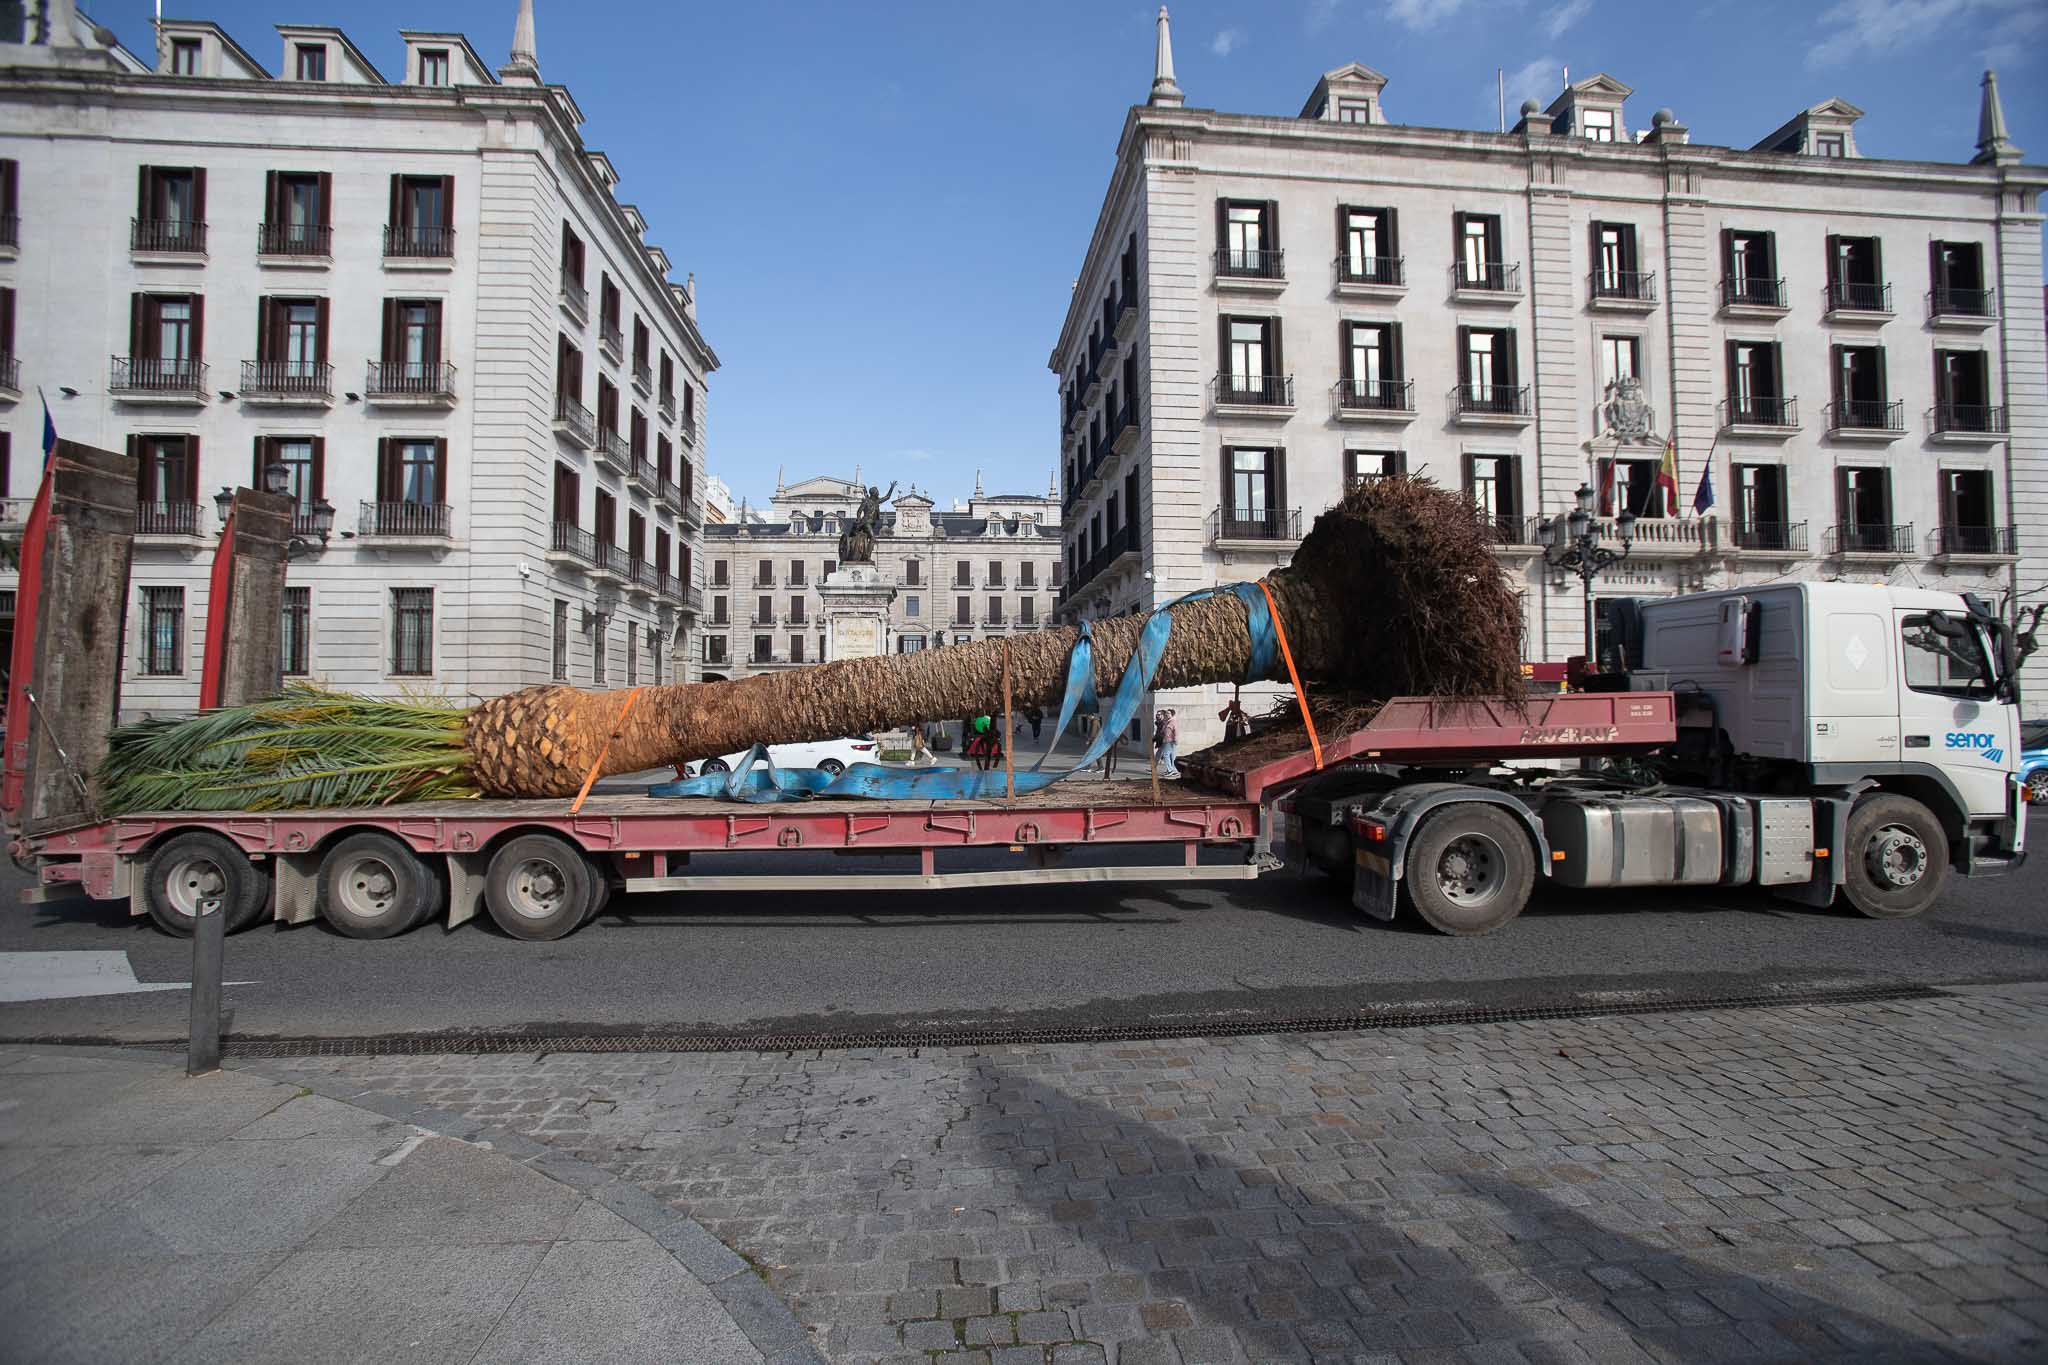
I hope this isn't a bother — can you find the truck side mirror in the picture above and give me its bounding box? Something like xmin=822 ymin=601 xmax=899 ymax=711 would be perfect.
xmin=1716 ymin=596 xmax=1753 ymax=667
xmin=1925 ymin=610 xmax=1969 ymax=640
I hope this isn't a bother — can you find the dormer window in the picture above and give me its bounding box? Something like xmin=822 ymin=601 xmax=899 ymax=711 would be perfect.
xmin=170 ymin=38 xmax=201 ymax=74
xmin=1580 ymin=108 xmax=1614 ymax=142
xmin=419 ymin=49 xmax=448 ymax=86
xmin=1337 ymin=101 xmax=1373 ymax=124
xmin=294 ymin=44 xmax=326 ymax=81
xmin=1813 ymin=133 xmax=1845 ymax=157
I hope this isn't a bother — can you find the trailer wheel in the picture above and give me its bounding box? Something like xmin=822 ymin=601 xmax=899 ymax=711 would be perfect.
xmin=1842 ymin=794 xmax=1949 ymax=920
xmin=484 ymin=834 xmax=593 ymax=941
xmin=142 ymin=832 xmax=270 ymax=937
xmin=581 ymin=854 xmax=614 ymax=926
xmin=1403 ymin=805 xmax=1534 ymax=936
xmin=315 ymin=833 xmax=437 ymax=939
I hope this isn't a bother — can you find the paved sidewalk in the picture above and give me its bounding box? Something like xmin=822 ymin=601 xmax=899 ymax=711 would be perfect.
xmin=0 ymin=1047 xmax=818 ymax=1364
xmin=238 ymin=986 xmax=2048 ymax=1365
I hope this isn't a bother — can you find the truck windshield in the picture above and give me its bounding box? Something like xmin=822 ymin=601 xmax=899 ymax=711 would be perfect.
xmin=1900 ymin=614 xmax=1995 ymax=700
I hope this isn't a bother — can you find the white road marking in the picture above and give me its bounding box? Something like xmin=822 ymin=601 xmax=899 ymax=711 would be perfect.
xmin=0 ymin=951 xmax=255 ymax=1003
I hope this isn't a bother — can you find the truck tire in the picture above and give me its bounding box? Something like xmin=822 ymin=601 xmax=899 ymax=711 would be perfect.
xmin=142 ymin=832 xmax=270 ymax=937
xmin=581 ymin=854 xmax=613 ymax=926
xmin=316 ymin=832 xmax=438 ymax=939
xmin=484 ymin=833 xmax=593 ymax=941
xmin=1402 ymin=804 xmax=1535 ymax=936
xmin=1842 ymin=794 xmax=1949 ymax=919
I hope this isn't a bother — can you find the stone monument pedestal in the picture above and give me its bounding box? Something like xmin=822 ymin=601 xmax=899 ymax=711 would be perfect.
xmin=819 ymin=563 xmax=897 ymax=662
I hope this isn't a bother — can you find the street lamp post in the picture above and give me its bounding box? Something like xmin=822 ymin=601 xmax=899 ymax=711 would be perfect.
xmin=1537 ymin=483 xmax=1635 ymax=668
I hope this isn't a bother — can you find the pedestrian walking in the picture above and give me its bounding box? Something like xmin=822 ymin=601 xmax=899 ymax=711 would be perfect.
xmin=1026 ymin=705 xmax=1044 ymax=742
xmin=908 ymin=725 xmax=934 ymax=766
xmin=1154 ymin=707 xmax=1181 ymax=778
xmin=1103 ymin=723 xmax=1125 ymax=779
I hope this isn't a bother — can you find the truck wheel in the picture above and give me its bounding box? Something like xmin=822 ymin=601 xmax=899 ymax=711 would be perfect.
xmin=142 ymin=832 xmax=271 ymax=937
xmin=1843 ymin=794 xmax=1949 ymax=919
xmin=316 ymin=833 xmax=437 ymax=939
xmin=581 ymin=854 xmax=614 ymax=926
xmin=484 ymin=834 xmax=593 ymax=941
xmin=1403 ymin=805 xmax=1534 ymax=936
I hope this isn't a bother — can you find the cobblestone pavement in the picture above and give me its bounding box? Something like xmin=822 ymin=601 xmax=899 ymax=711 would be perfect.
xmin=247 ymin=985 xmax=2048 ymax=1364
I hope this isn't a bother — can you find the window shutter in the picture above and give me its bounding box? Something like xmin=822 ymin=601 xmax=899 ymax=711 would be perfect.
xmin=1268 ymin=317 xmax=1284 ymax=379
xmin=1499 ymin=330 xmax=1515 ymax=388
xmin=387 ymin=174 xmax=402 ymax=229
xmin=1875 ymin=346 xmax=1888 ymax=403
xmin=1723 ymin=340 xmax=1738 ymax=399
xmin=1824 ymin=233 xmax=1840 ymax=285
xmin=310 ymin=436 xmax=325 ymax=498
xmin=316 ymin=172 xmax=332 ymax=228
xmin=264 ymin=170 xmax=279 ymax=225
xmin=380 ymin=298 xmax=398 ymax=363
xmin=1452 ymin=210 xmax=1465 ymax=251
xmin=1217 ymin=315 xmax=1231 ymax=381
xmin=136 ymin=164 xmax=150 ymax=217
xmin=184 ymin=434 xmax=200 ymax=500
xmin=433 ymin=438 xmax=448 ymax=502
xmin=254 ymin=296 xmax=271 ymax=363
xmin=1264 ymin=200 xmax=1279 ymax=251
xmin=1384 ymin=207 xmax=1399 ymax=259
xmin=0 ymin=287 xmax=10 ymax=357
xmin=1833 ymin=467 xmax=1851 ymax=526
xmin=1719 ymin=227 xmax=1734 ymax=283
xmin=1214 ymin=198 xmax=1227 ymax=251
xmin=191 ymin=168 xmax=206 ymax=224
xmin=376 ymin=438 xmax=395 ymax=502
xmin=1335 ymin=202 xmax=1348 ymax=257
xmin=314 ymin=297 xmax=329 ymax=365
xmin=1928 ymin=239 xmax=1945 ymax=293
xmin=1769 ymin=341 xmax=1784 ymax=396
xmin=1389 ymin=323 xmax=1405 ymax=382
xmin=252 ymin=434 xmax=266 ymax=486
xmin=1273 ymin=446 xmax=1288 ymax=518
xmin=437 ymin=175 xmax=453 ymax=228
xmin=1877 ymin=470 xmax=1892 ymax=526
xmin=189 ymin=294 xmax=203 ymax=362
xmin=423 ymin=300 xmax=442 ymax=361
xmin=1456 ymin=325 xmax=1472 ymax=384
xmin=1461 ymin=450 xmax=1476 ymax=494
xmin=1589 ymin=219 xmax=1602 ymax=268
xmin=1219 ymin=445 xmax=1234 ymax=515
xmin=129 ymin=292 xmax=146 ymax=358
xmin=1829 ymin=343 xmax=1843 ymax=402
xmin=1338 ymin=321 xmax=1352 ymax=381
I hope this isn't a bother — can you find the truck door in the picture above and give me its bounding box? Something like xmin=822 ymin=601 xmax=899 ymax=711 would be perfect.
xmin=1814 ymin=607 xmax=1898 ymax=767
xmin=1896 ymin=610 xmax=2013 ymax=818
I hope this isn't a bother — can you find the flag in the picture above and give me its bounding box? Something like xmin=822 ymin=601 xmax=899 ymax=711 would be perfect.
xmin=1692 ymin=455 xmax=1715 ymax=516
xmin=1655 ymin=436 xmax=1679 ymax=517
xmin=40 ymin=388 xmax=57 ymax=464
xmin=1596 ymin=457 xmax=1615 ymax=517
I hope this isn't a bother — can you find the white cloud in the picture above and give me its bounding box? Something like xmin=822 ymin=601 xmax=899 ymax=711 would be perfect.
xmin=1542 ymin=0 xmax=1592 ymax=39
xmin=1500 ymin=55 xmax=1565 ymax=115
xmin=1806 ymin=0 xmax=2036 ymax=70
xmin=1306 ymin=0 xmax=1345 ymax=32
xmin=1385 ymin=0 xmax=1472 ymax=29
xmin=1211 ymin=27 xmax=1246 ymax=56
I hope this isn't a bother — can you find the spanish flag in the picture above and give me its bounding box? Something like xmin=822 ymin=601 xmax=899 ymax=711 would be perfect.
xmin=1655 ymin=436 xmax=1679 ymax=517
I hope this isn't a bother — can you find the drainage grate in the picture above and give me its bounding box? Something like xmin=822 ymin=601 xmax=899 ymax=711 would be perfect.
xmin=72 ymin=981 xmax=1950 ymax=1058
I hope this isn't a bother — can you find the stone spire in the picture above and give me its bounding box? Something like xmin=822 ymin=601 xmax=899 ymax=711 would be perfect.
xmin=1973 ymin=69 xmax=2021 ymax=166
xmin=776 ymin=465 xmax=785 ymax=492
xmin=499 ymin=0 xmax=540 ymax=86
xmin=973 ymin=469 xmax=984 ymax=497
xmin=1148 ymin=6 xmax=1183 ymax=107
xmin=1047 ymin=467 xmax=1057 ymax=498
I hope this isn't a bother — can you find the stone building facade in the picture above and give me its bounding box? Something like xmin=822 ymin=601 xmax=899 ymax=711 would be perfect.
xmin=700 ymin=474 xmax=1062 ymax=681
xmin=1053 ymin=10 xmax=2047 ymax=740
xmin=0 ymin=1 xmax=715 ymax=714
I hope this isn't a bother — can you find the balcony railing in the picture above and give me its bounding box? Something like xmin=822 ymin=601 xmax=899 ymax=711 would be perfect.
xmin=632 ymin=361 xmax=653 ymax=393
xmin=1719 ymin=277 xmax=1786 ymax=310
xmin=628 ymin=452 xmax=653 ymax=491
xmin=1216 ymin=247 xmax=1284 ymax=280
xmin=1450 ymin=384 xmax=1530 ymax=417
xmin=1932 ymin=525 xmax=2017 ymax=557
xmin=1932 ymin=403 xmax=2008 ymax=436
xmin=1333 ymin=378 xmax=1414 ymax=415
xmin=1450 ymin=261 xmax=1519 ymax=293
xmin=240 ymin=360 xmax=332 ymax=401
xmin=365 ymin=360 xmax=455 ymax=400
xmin=659 ymin=391 xmax=676 ymax=421
xmin=553 ymin=394 xmax=596 ymax=446
xmin=258 ymin=220 xmax=330 ymax=257
xmin=1824 ymin=398 xmax=1904 ymax=434
xmin=136 ymin=501 xmax=204 ymax=537
xmin=383 ymin=223 xmax=454 ymax=259
xmin=1590 ymin=269 xmax=1657 ymax=303
xmin=1335 ymin=254 xmax=1404 ymax=287
xmin=559 ymin=273 xmax=588 ymax=319
xmin=358 ymin=500 xmax=452 ymax=539
xmin=1824 ymin=280 xmax=1892 ymax=314
xmin=596 ymin=429 xmax=630 ymax=474
xmin=1719 ymin=395 xmax=1799 ymax=429
xmin=599 ymin=320 xmax=623 ymax=356
xmin=0 ymin=354 xmax=18 ymax=393
xmin=1211 ymin=373 xmax=1294 ymax=408
xmin=628 ymin=557 xmax=658 ymax=594
xmin=131 ymin=217 xmax=205 ymax=254
xmin=1208 ymin=507 xmax=1303 ymax=544
xmin=550 ymin=521 xmax=596 ymax=565
xmin=1730 ymin=521 xmax=1808 ymax=553
xmin=657 ymin=472 xmax=683 ymax=510
xmin=110 ymin=356 xmax=207 ymax=397
xmin=1476 ymin=513 xmax=1540 ymax=547
xmin=0 ymin=214 xmax=17 ymax=249
xmin=1825 ymin=522 xmax=1913 ymax=556
xmin=593 ymin=542 xmax=630 ymax=578
xmin=1928 ymin=286 xmax=1995 ymax=320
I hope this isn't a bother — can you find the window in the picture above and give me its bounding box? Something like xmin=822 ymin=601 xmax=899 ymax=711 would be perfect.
xmin=596 ymin=376 xmax=619 ymax=439
xmin=1457 ymin=326 xmax=1517 ymax=409
xmin=0 ymin=160 xmax=15 ymax=249
xmin=556 ymin=334 xmax=583 ymax=408
xmin=377 ymin=438 xmax=445 ymax=513
xmin=1601 ymin=335 xmax=1640 ymax=388
xmin=823 ymin=559 xmax=836 ymax=579
xmin=255 ymin=437 xmax=324 ymax=524
xmin=1338 ymin=206 xmax=1397 ymax=284
xmin=1345 ymin=450 xmax=1402 ymax=489
xmin=955 ymin=560 xmax=971 ymax=587
xmin=655 ymin=528 xmax=672 ymax=579
xmin=1220 ymin=316 xmax=1282 ymax=402
xmin=789 ymin=560 xmax=806 ymax=586
xmin=599 ymin=275 xmax=621 ymax=345
xmin=899 ymin=636 xmax=926 ymax=653
xmin=987 ymin=560 xmax=1004 ymax=587
xmin=1831 ymin=344 xmax=1890 ymax=429
xmin=1020 ymin=562 xmax=1036 ymax=588
xmin=1338 ymin=100 xmax=1373 ymax=123
xmin=1825 ymin=234 xmax=1885 ymax=311
xmin=1222 ymin=446 xmax=1283 ymax=536
xmin=141 ymin=587 xmax=184 ymax=676
xmin=294 ymin=44 xmax=327 ymax=81
xmin=131 ymin=434 xmax=198 ymax=522
xmin=659 ymin=353 xmax=675 ymax=408
xmin=627 ymin=627 xmax=638 ymax=687
xmin=552 ymin=599 xmax=569 ymax=680
xmin=560 ymin=226 xmax=585 ymax=294
xmin=752 ymin=594 xmax=772 ymax=623
xmin=255 ymin=296 xmax=328 ymax=386
xmin=1720 ymin=229 xmax=1780 ymax=307
xmin=170 ymin=37 xmax=201 ymax=74
xmin=1591 ymin=222 xmax=1640 ymax=297
xmin=390 ymin=589 xmax=434 ymax=675
xmin=706 ymin=636 xmax=728 ymax=665
xmin=752 ymin=635 xmax=772 ymax=663
xmin=1464 ymin=454 xmax=1520 ymax=537
xmin=1599 ymin=457 xmax=1667 ymax=518
xmin=627 ymin=510 xmax=646 ymax=566
xmin=593 ymin=620 xmax=608 ymax=686
xmin=386 ymin=175 xmax=453 ymax=257
xmin=418 ymin=48 xmax=449 ymax=86
xmin=282 ymin=586 xmax=311 ymax=676
xmin=380 ymin=298 xmax=443 ymax=378
xmin=629 ymin=409 xmax=648 ymax=463
xmin=955 ymin=596 xmax=972 ymax=625
xmin=788 ymin=596 xmax=806 ymax=625
xmin=757 ymin=558 xmax=775 ymax=586
xmin=1732 ymin=464 xmax=1792 ymax=549
xmin=905 ymin=594 xmax=920 ymax=617
xmin=1217 ymin=200 xmax=1278 ymax=277
xmin=261 ymin=172 xmax=330 ymax=255
xmin=1901 ymin=614 xmax=1993 ymax=700
xmin=134 ymin=167 xmax=205 ymax=252
xmin=1579 ymin=108 xmax=1614 ymax=141
xmin=1930 ymin=241 xmax=1988 ymax=316
xmin=632 ymin=320 xmax=650 ymax=379
xmin=1934 ymin=350 xmax=1994 ymax=432
xmin=787 ymin=635 xmax=804 ymax=664
xmin=712 ymin=596 xmax=728 ymax=625
xmin=1813 ymin=133 xmax=1845 ymax=158
xmin=1941 ymin=469 xmax=2000 ymax=555
xmin=1834 ymin=467 xmax=1893 ymax=551
xmin=1453 ymin=212 xmax=1504 ymax=289
xmin=1725 ymin=340 xmax=1786 ymax=425
xmin=713 ymin=558 xmax=729 ymax=587
xmin=1339 ymin=320 xmax=1402 ymax=407
xmin=552 ymin=463 xmax=579 ymax=526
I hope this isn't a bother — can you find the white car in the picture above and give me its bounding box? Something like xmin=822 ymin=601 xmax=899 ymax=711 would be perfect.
xmin=685 ymin=736 xmax=879 ymax=779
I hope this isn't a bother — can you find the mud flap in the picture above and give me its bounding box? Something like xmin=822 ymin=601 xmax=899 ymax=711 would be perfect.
xmin=446 ymin=852 xmax=488 ymax=929
xmin=1352 ymin=846 xmax=1397 ymax=921
xmin=274 ymin=852 xmax=321 ymax=924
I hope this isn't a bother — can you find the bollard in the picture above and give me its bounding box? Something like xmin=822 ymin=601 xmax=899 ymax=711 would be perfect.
xmin=187 ymin=895 xmax=224 ymax=1076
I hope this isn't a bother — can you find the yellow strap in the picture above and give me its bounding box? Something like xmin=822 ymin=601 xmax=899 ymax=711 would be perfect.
xmin=1257 ymin=580 xmax=1323 ymax=771
xmin=570 ymin=688 xmax=643 ymax=814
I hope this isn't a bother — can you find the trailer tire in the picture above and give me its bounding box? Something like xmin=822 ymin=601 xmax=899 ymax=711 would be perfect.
xmin=484 ymin=834 xmax=593 ymax=941
xmin=316 ymin=833 xmax=437 ymax=939
xmin=142 ymin=832 xmax=270 ymax=937
xmin=1402 ymin=805 xmax=1534 ymax=937
xmin=1842 ymin=794 xmax=1949 ymax=920
xmin=581 ymin=855 xmax=613 ymax=926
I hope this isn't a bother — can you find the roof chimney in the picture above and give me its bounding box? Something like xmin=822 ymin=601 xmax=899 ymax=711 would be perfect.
xmin=1973 ymin=69 xmax=2022 ymax=166
xmin=1149 ymin=6 xmax=1183 ymax=107
xmin=499 ymin=0 xmax=541 ymax=86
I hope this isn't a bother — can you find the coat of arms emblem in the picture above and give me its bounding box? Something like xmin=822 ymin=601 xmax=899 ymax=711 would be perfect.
xmin=1597 ymin=377 xmax=1662 ymax=446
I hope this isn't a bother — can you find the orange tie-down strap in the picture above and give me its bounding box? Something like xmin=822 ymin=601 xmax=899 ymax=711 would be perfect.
xmin=570 ymin=687 xmax=644 ymax=814
xmin=1256 ymin=580 xmax=1322 ymax=770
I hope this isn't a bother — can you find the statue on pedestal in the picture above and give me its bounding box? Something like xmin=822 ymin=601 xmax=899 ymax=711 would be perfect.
xmin=838 ymin=481 xmax=897 ymax=565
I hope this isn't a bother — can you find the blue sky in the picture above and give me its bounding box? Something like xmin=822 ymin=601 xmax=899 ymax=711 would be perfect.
xmin=102 ymin=1 xmax=2044 ymax=512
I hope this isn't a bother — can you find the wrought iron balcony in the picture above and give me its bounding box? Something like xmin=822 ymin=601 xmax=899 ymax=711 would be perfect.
xmin=110 ymin=356 xmax=207 ymax=399
xmin=659 ymin=390 xmax=676 ymax=422
xmin=549 ymin=521 xmax=596 ymax=566
xmin=1931 ymin=525 xmax=2017 ymax=557
xmin=383 ymin=223 xmax=454 ymax=259
xmin=627 ymin=557 xmax=658 ymax=596
xmin=553 ymin=394 xmax=596 ymax=447
xmin=258 ymin=220 xmax=330 ymax=257
xmin=1718 ymin=395 xmax=1799 ymax=430
xmin=1825 ymin=522 xmax=1913 ymax=557
xmin=1589 ymin=269 xmax=1657 ymax=305
xmin=240 ymin=360 xmax=332 ymax=402
xmin=1476 ymin=513 xmax=1541 ymax=547
xmin=135 ymin=501 xmax=204 ymax=538
xmin=358 ymin=500 xmax=452 ymax=539
xmin=131 ymin=217 xmax=205 ymax=254
xmin=0 ymin=214 xmax=16 ymax=249
xmin=1450 ymin=261 xmax=1520 ymax=294
xmin=1932 ymin=403 xmax=2008 ymax=437
xmin=595 ymin=428 xmax=630 ymax=475
xmin=0 ymin=354 xmax=18 ymax=395
xmin=1216 ymin=247 xmax=1284 ymax=280
xmin=627 ymin=452 xmax=653 ymax=492
xmin=1335 ymin=254 xmax=1404 ymax=288
xmin=1823 ymin=279 xmax=1892 ymax=315
xmin=632 ymin=361 xmax=653 ymax=394
xmin=1719 ymin=277 xmax=1787 ymax=311
xmin=1730 ymin=521 xmax=1808 ymax=553
xmin=1332 ymin=377 xmax=1415 ymax=417
xmin=1927 ymin=286 xmax=1995 ymax=321
xmin=592 ymin=541 xmax=629 ymax=581
xmin=656 ymin=471 xmax=683 ymax=512
xmin=1207 ymin=507 xmax=1302 ymax=545
xmin=1449 ymin=384 xmax=1530 ymax=418
xmin=1824 ymin=398 xmax=1904 ymax=435
xmin=559 ymin=273 xmax=588 ymax=321
xmin=1210 ymin=373 xmax=1294 ymax=410
xmin=599 ymin=320 xmax=623 ymax=358
xmin=364 ymin=360 xmax=456 ymax=403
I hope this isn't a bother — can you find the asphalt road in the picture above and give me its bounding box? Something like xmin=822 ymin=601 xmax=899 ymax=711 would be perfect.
xmin=3 ymin=810 xmax=2042 ymax=1045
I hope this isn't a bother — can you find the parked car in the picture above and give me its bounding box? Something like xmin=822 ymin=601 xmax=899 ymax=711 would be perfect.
xmin=684 ymin=736 xmax=879 ymax=778
xmin=2021 ymin=719 xmax=2048 ymax=804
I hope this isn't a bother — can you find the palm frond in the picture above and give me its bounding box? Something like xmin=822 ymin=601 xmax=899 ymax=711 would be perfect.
xmin=99 ymin=684 xmax=477 ymax=814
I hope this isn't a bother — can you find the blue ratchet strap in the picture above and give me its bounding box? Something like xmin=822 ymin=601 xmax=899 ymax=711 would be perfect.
xmin=649 ymin=581 xmax=1280 ymax=803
